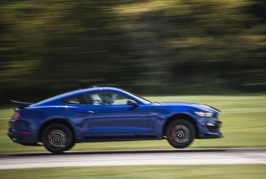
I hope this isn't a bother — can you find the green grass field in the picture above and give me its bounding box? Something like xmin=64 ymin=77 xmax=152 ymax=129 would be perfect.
xmin=1 ymin=165 xmax=266 ymax=179
xmin=0 ymin=95 xmax=266 ymax=153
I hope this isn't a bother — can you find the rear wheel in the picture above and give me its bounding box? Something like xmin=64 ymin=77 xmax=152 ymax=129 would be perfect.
xmin=41 ymin=123 xmax=75 ymax=154
xmin=166 ymin=119 xmax=195 ymax=148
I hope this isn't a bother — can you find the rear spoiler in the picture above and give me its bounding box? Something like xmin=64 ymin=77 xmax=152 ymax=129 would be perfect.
xmin=10 ymin=100 xmax=32 ymax=108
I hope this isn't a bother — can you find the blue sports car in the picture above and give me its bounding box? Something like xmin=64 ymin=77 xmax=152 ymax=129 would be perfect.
xmin=8 ymin=87 xmax=223 ymax=154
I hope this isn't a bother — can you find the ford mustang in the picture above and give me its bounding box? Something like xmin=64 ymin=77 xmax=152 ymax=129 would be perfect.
xmin=8 ymin=87 xmax=223 ymax=154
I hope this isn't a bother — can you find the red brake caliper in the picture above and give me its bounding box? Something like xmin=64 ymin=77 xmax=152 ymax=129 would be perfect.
xmin=171 ymin=127 xmax=176 ymax=140
xmin=47 ymin=132 xmax=52 ymax=142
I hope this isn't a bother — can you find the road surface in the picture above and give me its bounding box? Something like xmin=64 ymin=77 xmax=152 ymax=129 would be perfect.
xmin=0 ymin=148 xmax=266 ymax=169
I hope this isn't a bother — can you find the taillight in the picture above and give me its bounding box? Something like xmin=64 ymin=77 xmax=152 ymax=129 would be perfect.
xmin=11 ymin=112 xmax=20 ymax=120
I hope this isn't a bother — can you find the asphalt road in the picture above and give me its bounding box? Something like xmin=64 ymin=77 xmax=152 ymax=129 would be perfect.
xmin=0 ymin=148 xmax=266 ymax=170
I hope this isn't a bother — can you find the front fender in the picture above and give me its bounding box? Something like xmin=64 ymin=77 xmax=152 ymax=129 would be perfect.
xmin=162 ymin=112 xmax=199 ymax=137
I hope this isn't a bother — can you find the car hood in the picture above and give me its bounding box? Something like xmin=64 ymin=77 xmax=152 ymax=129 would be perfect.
xmin=157 ymin=102 xmax=220 ymax=113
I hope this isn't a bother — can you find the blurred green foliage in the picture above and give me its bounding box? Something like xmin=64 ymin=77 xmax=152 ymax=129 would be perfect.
xmin=0 ymin=0 xmax=266 ymax=102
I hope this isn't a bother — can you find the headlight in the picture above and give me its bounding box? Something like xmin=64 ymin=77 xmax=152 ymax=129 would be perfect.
xmin=194 ymin=111 xmax=214 ymax=118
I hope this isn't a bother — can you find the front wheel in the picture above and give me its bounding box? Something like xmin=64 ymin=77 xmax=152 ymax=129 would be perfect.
xmin=166 ymin=119 xmax=195 ymax=149
xmin=41 ymin=123 xmax=75 ymax=154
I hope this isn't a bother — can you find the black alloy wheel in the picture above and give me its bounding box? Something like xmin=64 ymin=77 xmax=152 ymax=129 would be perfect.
xmin=166 ymin=119 xmax=195 ymax=149
xmin=42 ymin=123 xmax=75 ymax=154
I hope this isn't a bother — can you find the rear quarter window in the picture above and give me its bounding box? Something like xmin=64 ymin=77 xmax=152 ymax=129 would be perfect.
xmin=63 ymin=96 xmax=81 ymax=104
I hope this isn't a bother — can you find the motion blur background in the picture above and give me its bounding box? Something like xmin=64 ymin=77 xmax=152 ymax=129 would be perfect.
xmin=0 ymin=0 xmax=265 ymax=103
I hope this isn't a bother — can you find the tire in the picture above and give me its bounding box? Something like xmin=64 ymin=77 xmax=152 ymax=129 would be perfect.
xmin=166 ymin=119 xmax=195 ymax=149
xmin=41 ymin=123 xmax=75 ymax=154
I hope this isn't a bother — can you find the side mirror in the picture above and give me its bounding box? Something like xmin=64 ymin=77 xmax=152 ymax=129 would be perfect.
xmin=127 ymin=100 xmax=138 ymax=106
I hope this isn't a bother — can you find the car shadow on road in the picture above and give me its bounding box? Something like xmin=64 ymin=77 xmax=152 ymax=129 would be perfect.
xmin=2 ymin=148 xmax=227 ymax=157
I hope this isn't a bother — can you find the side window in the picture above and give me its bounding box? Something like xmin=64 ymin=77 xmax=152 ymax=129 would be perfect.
xmin=112 ymin=93 xmax=131 ymax=105
xmin=83 ymin=92 xmax=136 ymax=105
xmin=83 ymin=93 xmax=102 ymax=105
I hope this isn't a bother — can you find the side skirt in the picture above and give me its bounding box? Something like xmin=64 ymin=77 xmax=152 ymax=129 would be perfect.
xmin=78 ymin=136 xmax=164 ymax=143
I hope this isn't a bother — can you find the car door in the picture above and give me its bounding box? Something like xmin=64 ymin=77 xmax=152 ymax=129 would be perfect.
xmin=79 ymin=91 xmax=159 ymax=139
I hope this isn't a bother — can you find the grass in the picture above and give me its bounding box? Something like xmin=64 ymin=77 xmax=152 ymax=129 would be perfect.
xmin=1 ymin=165 xmax=266 ymax=178
xmin=0 ymin=95 xmax=266 ymax=153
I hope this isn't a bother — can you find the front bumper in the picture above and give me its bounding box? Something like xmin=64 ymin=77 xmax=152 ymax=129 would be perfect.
xmin=197 ymin=118 xmax=223 ymax=139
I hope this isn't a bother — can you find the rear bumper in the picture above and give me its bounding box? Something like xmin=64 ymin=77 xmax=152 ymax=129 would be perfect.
xmin=8 ymin=128 xmax=37 ymax=145
xmin=8 ymin=118 xmax=38 ymax=145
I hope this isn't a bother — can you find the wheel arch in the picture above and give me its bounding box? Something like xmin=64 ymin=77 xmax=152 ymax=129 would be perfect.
xmin=163 ymin=113 xmax=199 ymax=138
xmin=38 ymin=118 xmax=76 ymax=141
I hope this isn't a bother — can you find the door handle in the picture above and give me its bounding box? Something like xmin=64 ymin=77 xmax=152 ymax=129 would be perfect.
xmin=87 ymin=111 xmax=95 ymax=114
xmin=79 ymin=110 xmax=95 ymax=114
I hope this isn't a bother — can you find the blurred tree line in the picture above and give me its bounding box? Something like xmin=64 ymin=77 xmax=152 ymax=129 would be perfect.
xmin=0 ymin=0 xmax=266 ymax=103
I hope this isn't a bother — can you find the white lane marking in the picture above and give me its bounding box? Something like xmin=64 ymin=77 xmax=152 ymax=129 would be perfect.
xmin=1 ymin=150 xmax=266 ymax=169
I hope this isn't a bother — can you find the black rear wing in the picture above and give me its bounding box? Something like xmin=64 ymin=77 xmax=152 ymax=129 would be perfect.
xmin=10 ymin=100 xmax=32 ymax=108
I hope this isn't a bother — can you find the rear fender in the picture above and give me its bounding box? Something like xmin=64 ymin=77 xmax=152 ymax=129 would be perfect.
xmin=38 ymin=118 xmax=78 ymax=141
